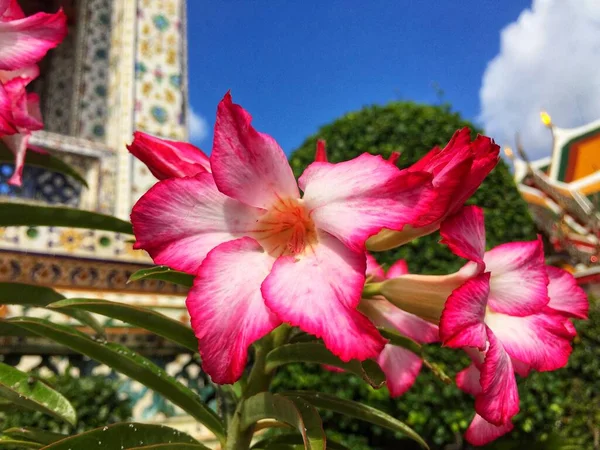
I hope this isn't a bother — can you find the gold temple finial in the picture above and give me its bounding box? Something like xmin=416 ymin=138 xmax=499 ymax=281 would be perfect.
xmin=504 ymin=147 xmax=514 ymax=160
xmin=540 ymin=111 xmax=553 ymax=128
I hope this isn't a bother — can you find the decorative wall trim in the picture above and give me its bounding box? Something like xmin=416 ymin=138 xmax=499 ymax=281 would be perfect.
xmin=0 ymin=250 xmax=187 ymax=295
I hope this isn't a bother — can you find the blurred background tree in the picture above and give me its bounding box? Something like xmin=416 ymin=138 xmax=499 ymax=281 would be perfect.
xmin=274 ymin=101 xmax=596 ymax=449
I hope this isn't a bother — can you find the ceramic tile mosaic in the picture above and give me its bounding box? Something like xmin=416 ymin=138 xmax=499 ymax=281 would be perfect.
xmin=131 ymin=0 xmax=189 ymax=205
xmin=42 ymin=22 xmax=77 ymax=135
xmin=74 ymin=0 xmax=113 ymax=142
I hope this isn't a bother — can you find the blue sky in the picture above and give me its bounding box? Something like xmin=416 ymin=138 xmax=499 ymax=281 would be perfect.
xmin=186 ymin=1 xmax=531 ymax=155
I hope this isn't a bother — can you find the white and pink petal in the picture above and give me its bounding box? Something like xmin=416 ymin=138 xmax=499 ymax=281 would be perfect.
xmin=439 ymin=273 xmax=489 ymax=350
xmin=0 ymin=0 xmax=24 ymax=20
xmin=130 ymin=173 xmax=264 ymax=274
xmin=300 ymin=153 xmax=435 ymax=252
xmin=484 ymin=309 xmax=573 ymax=372
xmin=465 ymin=414 xmax=513 ymax=447
xmin=377 ymin=345 xmax=422 ymax=397
xmin=0 ymin=82 xmax=16 ymax=134
xmin=0 ymin=9 xmax=67 ymax=71
xmin=187 ymin=237 xmax=281 ymax=384
xmin=440 ymin=205 xmax=486 ymax=266
xmin=475 ymin=328 xmax=519 ymax=425
xmin=484 ymin=237 xmax=549 ymax=316
xmin=211 ymin=92 xmax=299 ymax=209
xmin=456 ymin=363 xmax=482 ymax=396
xmin=386 ymin=259 xmax=409 ymax=279
xmin=2 ymin=132 xmax=29 ymax=186
xmin=546 ymin=266 xmax=588 ymax=319
xmin=262 ymin=230 xmax=386 ymax=362
xmin=365 ymin=253 xmax=385 ymax=281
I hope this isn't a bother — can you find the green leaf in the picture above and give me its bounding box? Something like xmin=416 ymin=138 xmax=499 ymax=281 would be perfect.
xmin=0 ymin=203 xmax=133 ymax=234
xmin=48 ymin=298 xmax=197 ymax=352
xmin=40 ymin=423 xmax=203 ymax=450
xmin=265 ymin=342 xmax=386 ymax=388
xmin=129 ymin=445 xmax=210 ymax=450
xmin=3 ymin=427 xmax=65 ymax=445
xmin=283 ymin=391 xmax=429 ymax=450
xmin=252 ymin=434 xmax=351 ymax=450
xmin=7 ymin=317 xmax=225 ymax=444
xmin=0 ymin=320 xmax=35 ymax=336
xmin=129 ymin=266 xmax=194 ymax=288
xmin=0 ymin=435 xmax=42 ymax=448
xmin=0 ymin=283 xmax=104 ymax=336
xmin=0 ymin=362 xmax=76 ymax=426
xmin=0 ymin=141 xmax=88 ymax=188
xmin=241 ymin=392 xmax=325 ymax=450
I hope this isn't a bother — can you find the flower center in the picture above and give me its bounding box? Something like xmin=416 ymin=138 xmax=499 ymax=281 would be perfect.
xmin=252 ymin=197 xmax=317 ymax=258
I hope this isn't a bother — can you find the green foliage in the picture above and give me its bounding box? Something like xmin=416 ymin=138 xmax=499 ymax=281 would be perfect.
xmin=289 ymin=101 xmax=536 ymax=274
xmin=0 ymin=362 xmax=76 ymax=426
xmin=0 ymin=371 xmax=131 ymax=434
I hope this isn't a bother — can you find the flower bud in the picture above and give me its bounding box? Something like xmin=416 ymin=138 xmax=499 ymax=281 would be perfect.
xmin=127 ymin=131 xmax=211 ymax=180
xmin=367 ymin=128 xmax=499 ymax=251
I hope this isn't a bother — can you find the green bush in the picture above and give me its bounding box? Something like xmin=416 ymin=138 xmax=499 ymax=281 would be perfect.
xmin=277 ymin=101 xmax=594 ymax=449
xmin=0 ymin=370 xmax=132 ymax=434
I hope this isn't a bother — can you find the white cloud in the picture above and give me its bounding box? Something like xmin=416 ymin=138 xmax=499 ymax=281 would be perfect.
xmin=188 ymin=107 xmax=209 ymax=143
xmin=479 ymin=0 xmax=600 ymax=159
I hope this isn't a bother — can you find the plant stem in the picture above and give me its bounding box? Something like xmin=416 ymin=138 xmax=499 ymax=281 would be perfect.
xmin=224 ymin=325 xmax=290 ymax=450
xmin=362 ymin=281 xmax=383 ymax=298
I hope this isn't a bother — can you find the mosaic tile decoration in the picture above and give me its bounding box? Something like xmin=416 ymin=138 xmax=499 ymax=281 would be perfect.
xmin=29 ymin=131 xmax=117 ymax=214
xmin=0 ymin=164 xmax=82 ymax=206
xmin=134 ymin=0 xmax=187 ymax=140
xmin=131 ymin=0 xmax=189 ymax=205
xmin=0 ymin=225 xmax=150 ymax=263
xmin=0 ymin=250 xmax=186 ymax=295
xmin=75 ymin=0 xmax=114 ymax=142
xmin=42 ymin=20 xmax=78 ymax=135
xmin=106 ymin=0 xmax=138 ymax=219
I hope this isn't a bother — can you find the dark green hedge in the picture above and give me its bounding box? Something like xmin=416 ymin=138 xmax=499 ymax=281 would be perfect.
xmin=277 ymin=101 xmax=594 ymax=449
xmin=0 ymin=370 xmax=132 ymax=434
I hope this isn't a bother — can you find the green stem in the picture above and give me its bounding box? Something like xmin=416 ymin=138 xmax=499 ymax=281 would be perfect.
xmin=362 ymin=281 xmax=384 ymax=298
xmin=224 ymin=325 xmax=291 ymax=450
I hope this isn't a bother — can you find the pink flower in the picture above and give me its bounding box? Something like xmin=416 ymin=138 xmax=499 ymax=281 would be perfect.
xmin=0 ymin=81 xmax=17 ymax=135
xmin=366 ymin=128 xmax=499 ymax=251
xmin=371 ymin=205 xmax=587 ymax=445
xmin=131 ymin=92 xmax=436 ymax=384
xmin=0 ymin=66 xmax=43 ymax=186
xmin=0 ymin=0 xmax=67 ymax=71
xmin=127 ymin=131 xmax=211 ymax=180
xmin=359 ymin=254 xmax=439 ymax=397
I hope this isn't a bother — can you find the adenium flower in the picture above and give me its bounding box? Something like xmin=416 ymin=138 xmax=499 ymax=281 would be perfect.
xmin=127 ymin=131 xmax=211 ymax=179
xmin=358 ymin=254 xmax=439 ymax=397
xmin=0 ymin=81 xmax=16 ymax=135
xmin=0 ymin=66 xmax=43 ymax=186
xmin=366 ymin=128 xmax=499 ymax=251
xmin=131 ymin=92 xmax=437 ymax=384
xmin=368 ymin=205 xmax=587 ymax=445
xmin=0 ymin=0 xmax=67 ymax=71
